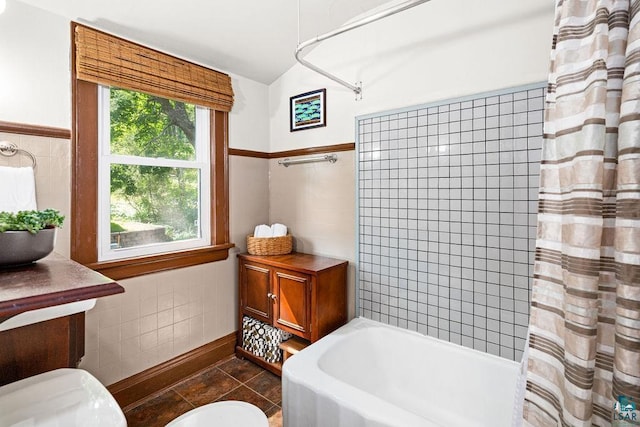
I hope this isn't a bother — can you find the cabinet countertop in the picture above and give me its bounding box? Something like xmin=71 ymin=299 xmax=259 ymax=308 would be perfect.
xmin=237 ymin=252 xmax=348 ymax=274
xmin=0 ymin=252 xmax=124 ymax=319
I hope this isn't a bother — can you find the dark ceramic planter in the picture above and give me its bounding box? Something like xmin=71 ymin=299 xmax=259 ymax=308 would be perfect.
xmin=0 ymin=227 xmax=56 ymax=267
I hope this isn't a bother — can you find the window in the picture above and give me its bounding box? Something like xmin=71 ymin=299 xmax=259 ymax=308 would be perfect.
xmin=98 ymin=87 xmax=211 ymax=261
xmin=71 ymin=23 xmax=234 ymax=279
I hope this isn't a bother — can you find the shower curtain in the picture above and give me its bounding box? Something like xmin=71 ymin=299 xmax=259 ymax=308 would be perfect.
xmin=523 ymin=1 xmax=640 ymax=426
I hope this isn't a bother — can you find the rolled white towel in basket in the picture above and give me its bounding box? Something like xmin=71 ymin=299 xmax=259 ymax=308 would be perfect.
xmin=271 ymin=223 xmax=287 ymax=237
xmin=253 ymin=223 xmax=288 ymax=238
xmin=254 ymin=224 xmax=272 ymax=238
xmin=0 ymin=166 xmax=37 ymax=213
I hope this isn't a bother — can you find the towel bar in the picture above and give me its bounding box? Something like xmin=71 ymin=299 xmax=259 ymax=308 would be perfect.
xmin=0 ymin=141 xmax=37 ymax=168
xmin=278 ymin=154 xmax=337 ymax=167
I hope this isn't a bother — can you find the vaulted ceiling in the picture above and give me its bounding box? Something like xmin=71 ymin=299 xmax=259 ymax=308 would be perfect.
xmin=17 ymin=0 xmax=393 ymax=84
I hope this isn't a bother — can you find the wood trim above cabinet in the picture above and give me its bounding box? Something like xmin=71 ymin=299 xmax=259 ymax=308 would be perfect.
xmin=0 ymin=121 xmax=71 ymax=139
xmin=228 ymin=142 xmax=355 ymax=159
xmin=227 ymin=148 xmax=270 ymax=159
xmin=271 ymin=142 xmax=355 ymax=159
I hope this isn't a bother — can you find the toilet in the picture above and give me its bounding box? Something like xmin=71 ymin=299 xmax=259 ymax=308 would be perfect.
xmin=0 ymin=368 xmax=269 ymax=427
xmin=166 ymin=401 xmax=269 ymax=427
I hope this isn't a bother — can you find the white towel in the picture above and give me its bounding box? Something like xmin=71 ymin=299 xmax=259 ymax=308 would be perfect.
xmin=254 ymin=224 xmax=273 ymax=238
xmin=271 ymin=223 xmax=287 ymax=237
xmin=0 ymin=166 xmax=37 ymax=213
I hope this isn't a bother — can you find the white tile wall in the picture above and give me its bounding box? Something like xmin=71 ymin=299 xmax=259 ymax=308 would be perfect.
xmin=81 ymin=258 xmax=237 ymax=384
xmin=357 ymin=85 xmax=545 ymax=361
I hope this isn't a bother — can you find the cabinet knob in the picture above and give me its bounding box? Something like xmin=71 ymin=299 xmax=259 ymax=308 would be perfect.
xmin=267 ymin=292 xmax=277 ymax=301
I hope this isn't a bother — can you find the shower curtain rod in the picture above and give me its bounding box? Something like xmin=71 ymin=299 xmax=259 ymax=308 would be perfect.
xmin=295 ymin=0 xmax=431 ymax=98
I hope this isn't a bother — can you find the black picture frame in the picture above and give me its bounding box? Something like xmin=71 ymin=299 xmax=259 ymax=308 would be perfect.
xmin=290 ymin=88 xmax=326 ymax=132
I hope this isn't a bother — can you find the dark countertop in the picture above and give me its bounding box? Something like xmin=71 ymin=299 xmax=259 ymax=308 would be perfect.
xmin=0 ymin=252 xmax=124 ymax=320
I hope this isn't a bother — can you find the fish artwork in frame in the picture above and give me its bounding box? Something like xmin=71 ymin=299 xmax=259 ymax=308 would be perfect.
xmin=290 ymin=88 xmax=326 ymax=132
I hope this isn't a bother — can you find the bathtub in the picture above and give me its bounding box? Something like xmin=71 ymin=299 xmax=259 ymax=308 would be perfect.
xmin=282 ymin=317 xmax=520 ymax=427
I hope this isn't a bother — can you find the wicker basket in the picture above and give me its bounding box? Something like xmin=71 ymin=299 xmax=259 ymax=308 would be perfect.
xmin=246 ymin=234 xmax=293 ymax=256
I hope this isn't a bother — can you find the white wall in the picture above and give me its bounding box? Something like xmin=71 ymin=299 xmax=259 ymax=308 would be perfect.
xmin=269 ymin=0 xmax=555 ymax=151
xmin=229 ymin=77 xmax=270 ymax=151
xmin=0 ymin=0 xmax=70 ymax=128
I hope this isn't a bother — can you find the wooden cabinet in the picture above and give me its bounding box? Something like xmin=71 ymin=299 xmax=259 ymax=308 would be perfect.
xmin=0 ymin=254 xmax=124 ymax=386
xmin=237 ymin=253 xmax=348 ymax=374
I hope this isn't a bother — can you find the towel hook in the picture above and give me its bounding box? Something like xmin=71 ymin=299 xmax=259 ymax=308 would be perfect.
xmin=0 ymin=141 xmax=37 ymax=169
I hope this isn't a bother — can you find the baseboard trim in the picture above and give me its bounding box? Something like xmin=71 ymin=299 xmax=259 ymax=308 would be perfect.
xmin=107 ymin=331 xmax=236 ymax=410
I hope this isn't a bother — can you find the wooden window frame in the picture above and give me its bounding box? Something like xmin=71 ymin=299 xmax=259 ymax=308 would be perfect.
xmin=71 ymin=35 xmax=233 ymax=281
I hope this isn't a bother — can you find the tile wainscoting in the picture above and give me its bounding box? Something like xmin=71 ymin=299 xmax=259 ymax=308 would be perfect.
xmin=357 ymin=83 xmax=545 ymax=361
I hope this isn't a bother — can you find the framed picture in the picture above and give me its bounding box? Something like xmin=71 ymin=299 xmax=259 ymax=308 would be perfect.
xmin=290 ymin=88 xmax=326 ymax=132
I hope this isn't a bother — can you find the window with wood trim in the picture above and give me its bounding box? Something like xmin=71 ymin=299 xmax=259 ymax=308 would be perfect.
xmin=71 ymin=22 xmax=234 ymax=280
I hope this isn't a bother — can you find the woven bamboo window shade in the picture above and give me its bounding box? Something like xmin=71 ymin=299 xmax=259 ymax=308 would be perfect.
xmin=74 ymin=23 xmax=234 ymax=112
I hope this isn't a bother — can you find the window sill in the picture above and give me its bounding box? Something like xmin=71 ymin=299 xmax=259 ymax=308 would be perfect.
xmin=84 ymin=243 xmax=235 ymax=280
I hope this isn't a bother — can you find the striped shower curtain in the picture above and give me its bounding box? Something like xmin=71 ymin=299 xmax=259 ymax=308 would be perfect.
xmin=523 ymin=1 xmax=640 ymax=426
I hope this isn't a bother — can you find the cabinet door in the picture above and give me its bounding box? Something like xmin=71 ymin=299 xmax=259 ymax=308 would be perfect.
xmin=273 ymin=269 xmax=310 ymax=338
xmin=0 ymin=313 xmax=85 ymax=386
xmin=241 ymin=263 xmax=271 ymax=323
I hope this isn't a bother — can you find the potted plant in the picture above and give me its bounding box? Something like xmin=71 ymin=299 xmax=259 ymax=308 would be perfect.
xmin=0 ymin=209 xmax=65 ymax=267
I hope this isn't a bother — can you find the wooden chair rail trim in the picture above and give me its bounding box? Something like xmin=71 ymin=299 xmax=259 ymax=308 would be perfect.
xmin=228 ymin=142 xmax=355 ymax=159
xmin=227 ymin=148 xmax=271 ymax=159
xmin=0 ymin=120 xmax=71 ymax=139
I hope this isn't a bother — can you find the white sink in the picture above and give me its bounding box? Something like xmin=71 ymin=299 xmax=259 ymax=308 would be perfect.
xmin=0 ymin=299 xmax=96 ymax=332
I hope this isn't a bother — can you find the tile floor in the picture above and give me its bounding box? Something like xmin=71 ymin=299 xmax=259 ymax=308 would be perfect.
xmin=124 ymin=357 xmax=282 ymax=427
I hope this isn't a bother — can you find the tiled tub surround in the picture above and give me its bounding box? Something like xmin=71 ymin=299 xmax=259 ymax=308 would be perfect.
xmin=357 ymin=84 xmax=544 ymax=361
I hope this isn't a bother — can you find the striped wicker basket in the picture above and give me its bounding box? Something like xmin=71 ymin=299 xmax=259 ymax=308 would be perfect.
xmin=246 ymin=234 xmax=293 ymax=256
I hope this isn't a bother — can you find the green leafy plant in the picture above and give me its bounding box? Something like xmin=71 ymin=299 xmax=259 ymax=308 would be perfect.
xmin=0 ymin=209 xmax=65 ymax=234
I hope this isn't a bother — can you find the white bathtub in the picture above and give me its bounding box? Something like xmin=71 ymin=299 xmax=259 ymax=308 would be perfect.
xmin=282 ymin=317 xmax=520 ymax=427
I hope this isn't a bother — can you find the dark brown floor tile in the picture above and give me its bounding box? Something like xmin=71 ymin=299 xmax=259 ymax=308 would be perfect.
xmin=265 ymin=405 xmax=283 ymax=427
xmin=218 ymin=357 xmax=265 ymax=382
xmin=246 ymin=370 xmax=282 ymax=404
xmin=216 ymin=385 xmax=273 ymax=413
xmin=173 ymin=366 xmax=242 ymax=406
xmin=125 ymin=389 xmax=193 ymax=427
